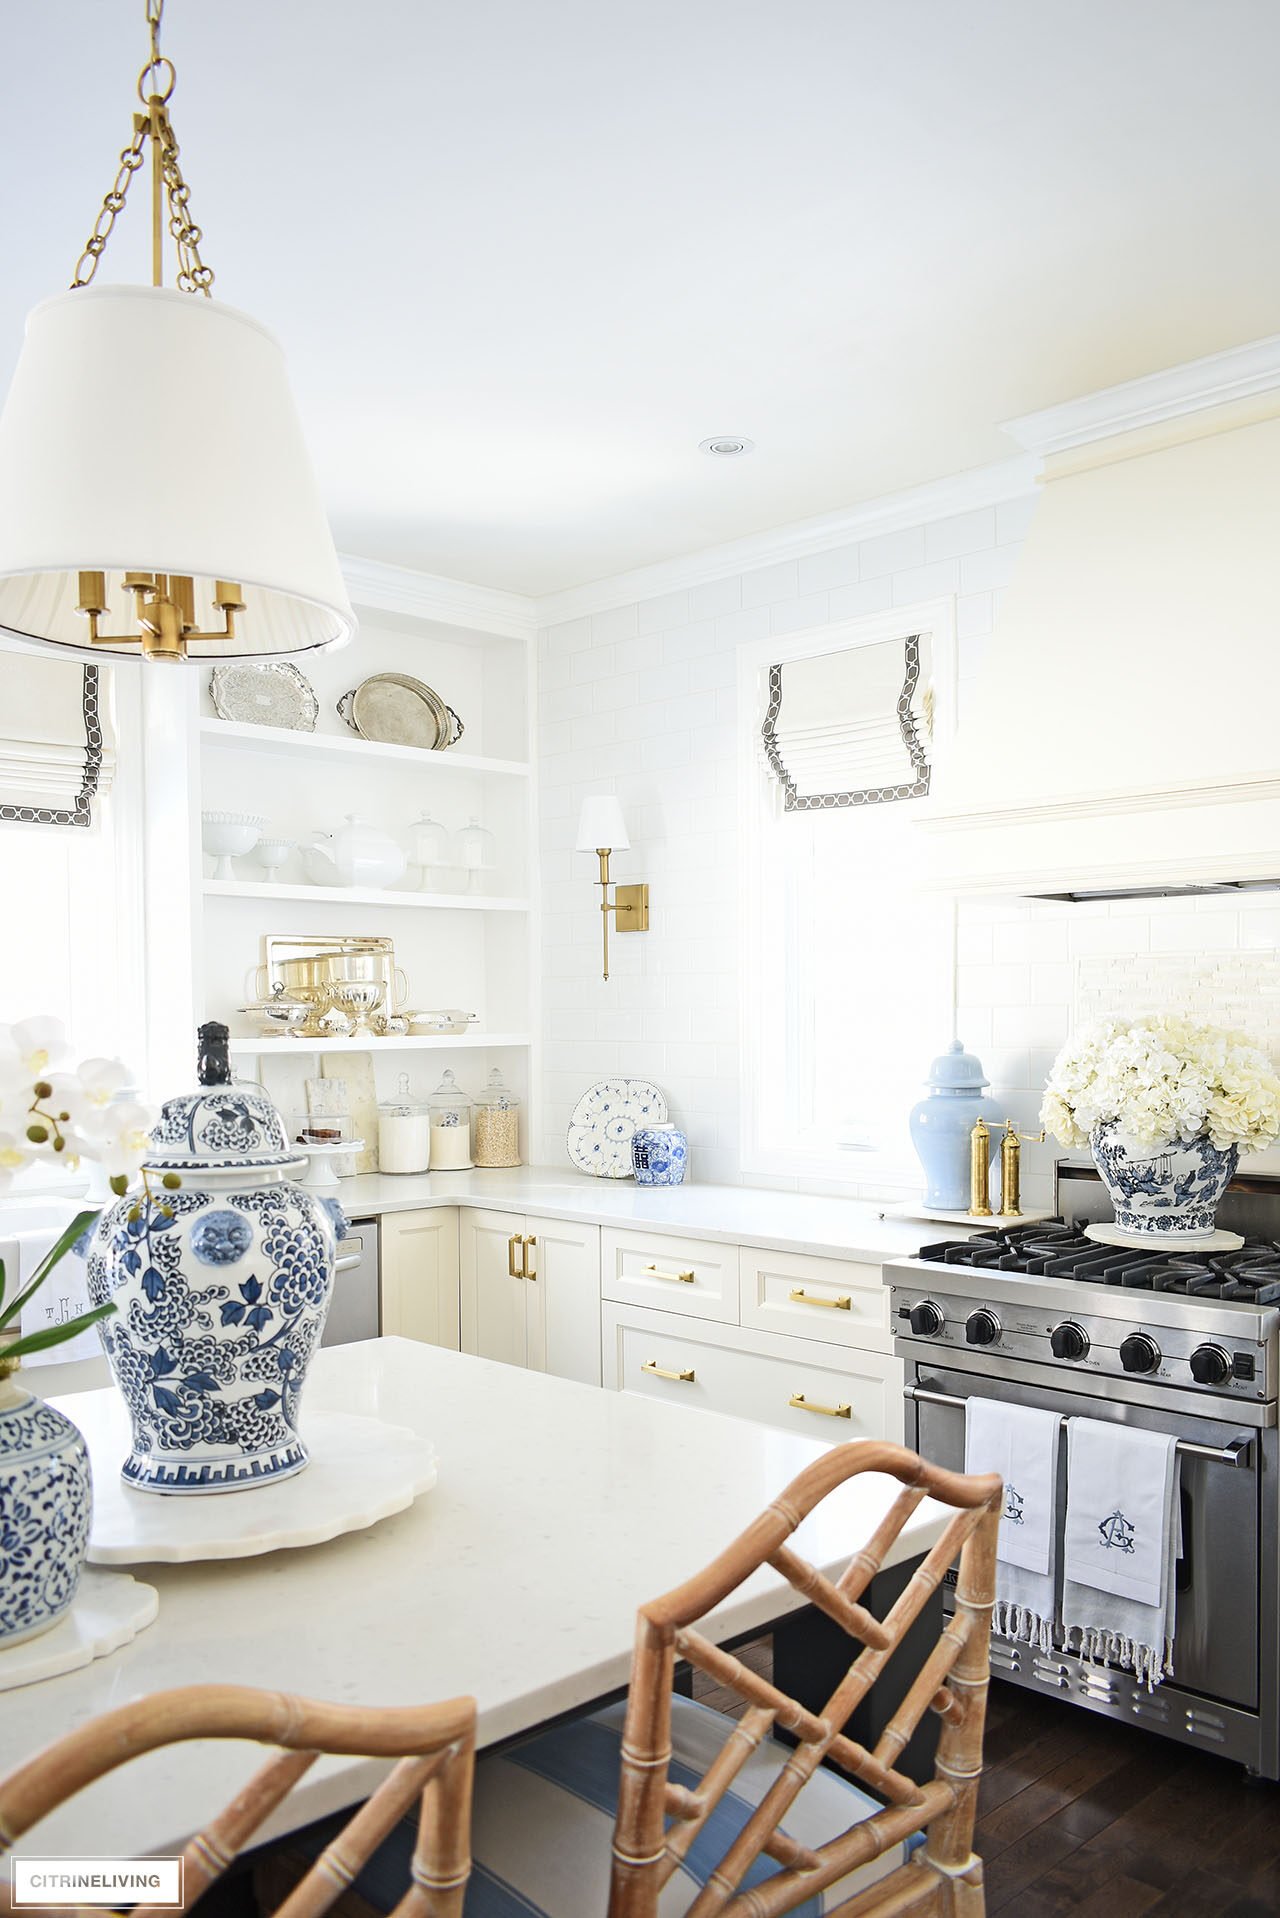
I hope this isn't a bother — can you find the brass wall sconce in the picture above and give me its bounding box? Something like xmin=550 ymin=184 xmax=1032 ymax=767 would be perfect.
xmin=575 ymin=796 xmax=649 ymax=981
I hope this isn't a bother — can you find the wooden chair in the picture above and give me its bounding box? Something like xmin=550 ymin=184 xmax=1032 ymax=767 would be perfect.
xmin=0 ymin=1685 xmax=476 ymax=1918
xmin=606 ymin=1438 xmax=1002 ymax=1918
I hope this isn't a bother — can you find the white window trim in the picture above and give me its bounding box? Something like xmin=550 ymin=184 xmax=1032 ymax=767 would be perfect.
xmin=737 ymin=597 xmax=958 ymax=1189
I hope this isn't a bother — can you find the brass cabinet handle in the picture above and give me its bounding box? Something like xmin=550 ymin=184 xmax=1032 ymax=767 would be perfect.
xmin=642 ymin=1359 xmax=696 ymax=1383
xmin=508 ymin=1234 xmax=524 ymax=1278
xmin=524 ymin=1234 xmax=537 ymax=1280
xmin=789 ymin=1392 xmax=851 ymax=1419
xmin=644 ymin=1263 xmax=696 ymax=1284
xmin=789 ymin=1287 xmax=851 ymax=1311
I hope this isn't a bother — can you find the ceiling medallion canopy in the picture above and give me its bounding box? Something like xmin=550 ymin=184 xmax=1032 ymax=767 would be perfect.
xmin=0 ymin=0 xmax=354 ymax=663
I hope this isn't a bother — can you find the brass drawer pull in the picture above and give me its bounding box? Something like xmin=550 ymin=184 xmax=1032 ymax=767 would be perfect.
xmin=789 ymin=1392 xmax=851 ymax=1419
xmin=789 ymin=1287 xmax=851 ymax=1311
xmin=524 ymin=1235 xmax=537 ymax=1280
xmin=508 ymin=1234 xmax=523 ymax=1278
xmin=642 ymin=1359 xmax=696 ymax=1383
xmin=644 ymin=1263 xmax=696 ymax=1284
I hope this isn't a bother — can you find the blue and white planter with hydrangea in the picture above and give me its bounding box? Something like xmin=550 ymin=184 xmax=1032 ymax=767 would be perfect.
xmin=86 ymin=1084 xmax=345 ymax=1495
xmin=1041 ymin=1014 xmax=1280 ymax=1245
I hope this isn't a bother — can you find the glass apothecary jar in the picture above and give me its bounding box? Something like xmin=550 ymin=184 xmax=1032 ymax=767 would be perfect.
xmin=474 ymin=1067 xmax=522 ymax=1168
xmin=428 ymin=1069 xmax=473 ymax=1170
xmin=378 ymin=1073 xmax=431 ymax=1175
xmin=455 ymin=818 xmax=497 ymax=893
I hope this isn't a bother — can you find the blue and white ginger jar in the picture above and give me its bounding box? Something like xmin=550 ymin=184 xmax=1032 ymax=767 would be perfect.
xmin=0 ymin=1362 xmax=92 ymax=1647
xmin=87 ymin=1086 xmax=345 ymax=1495
xmin=908 ymin=1041 xmax=999 ymax=1212
xmin=1091 ymin=1121 xmax=1238 ymax=1244
xmin=632 ymin=1123 xmax=688 ymax=1187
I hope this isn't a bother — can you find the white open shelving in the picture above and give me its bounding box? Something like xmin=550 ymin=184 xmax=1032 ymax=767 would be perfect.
xmin=228 ymin=1031 xmax=531 ymax=1055
xmin=200 ymin=717 xmax=531 ymax=779
xmin=203 ymin=880 xmax=530 ymax=912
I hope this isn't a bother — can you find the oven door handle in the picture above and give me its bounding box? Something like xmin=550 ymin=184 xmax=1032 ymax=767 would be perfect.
xmin=902 ymin=1384 xmax=1254 ymax=1469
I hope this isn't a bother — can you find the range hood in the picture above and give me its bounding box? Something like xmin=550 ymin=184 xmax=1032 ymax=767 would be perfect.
xmin=921 ymin=336 xmax=1280 ymax=898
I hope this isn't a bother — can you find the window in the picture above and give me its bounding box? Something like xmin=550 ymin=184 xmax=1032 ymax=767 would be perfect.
xmin=740 ymin=602 xmax=956 ymax=1188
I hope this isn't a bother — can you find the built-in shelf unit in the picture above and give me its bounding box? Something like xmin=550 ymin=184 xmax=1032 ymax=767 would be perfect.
xmin=144 ymin=559 xmax=539 ymax=1159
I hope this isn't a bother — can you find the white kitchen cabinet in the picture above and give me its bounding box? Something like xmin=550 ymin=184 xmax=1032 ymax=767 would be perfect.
xmin=601 ymin=1225 xmax=738 ymax=1324
xmin=460 ymin=1208 xmax=601 ymax=1386
xmin=738 ymin=1243 xmax=893 ymax=1354
xmin=379 ymin=1208 xmax=460 ymax=1349
xmin=602 ymin=1301 xmax=903 ymax=1444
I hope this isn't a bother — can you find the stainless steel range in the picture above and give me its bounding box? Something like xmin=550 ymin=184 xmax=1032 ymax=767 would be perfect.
xmin=888 ymin=1171 xmax=1280 ymax=1778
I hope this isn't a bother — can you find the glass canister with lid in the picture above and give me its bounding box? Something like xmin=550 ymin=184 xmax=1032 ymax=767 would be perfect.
xmin=378 ymin=1072 xmax=431 ymax=1175
xmin=428 ymin=1069 xmax=474 ymax=1170
xmin=473 ymin=1067 xmax=522 ymax=1168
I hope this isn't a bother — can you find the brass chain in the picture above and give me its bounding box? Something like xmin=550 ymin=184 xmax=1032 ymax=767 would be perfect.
xmin=70 ymin=0 xmax=215 ymax=295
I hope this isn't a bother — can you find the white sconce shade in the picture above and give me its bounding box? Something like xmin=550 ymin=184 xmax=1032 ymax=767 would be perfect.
xmin=576 ymin=794 xmax=630 ymax=851
xmin=0 ymin=285 xmax=355 ymax=660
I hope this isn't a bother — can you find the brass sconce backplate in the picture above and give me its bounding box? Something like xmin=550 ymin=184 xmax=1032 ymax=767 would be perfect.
xmin=614 ymin=883 xmax=650 ymax=931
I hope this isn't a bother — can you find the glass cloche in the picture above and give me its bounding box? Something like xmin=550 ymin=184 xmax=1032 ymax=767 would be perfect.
xmin=454 ymin=817 xmax=497 ymax=893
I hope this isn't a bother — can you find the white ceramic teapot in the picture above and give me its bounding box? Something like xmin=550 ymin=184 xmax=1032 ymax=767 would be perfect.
xmin=301 ymin=815 xmax=407 ymax=889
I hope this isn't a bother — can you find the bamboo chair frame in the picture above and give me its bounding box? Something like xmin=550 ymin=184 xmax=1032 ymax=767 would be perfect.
xmin=609 ymin=1440 xmax=1002 ymax=1918
xmin=0 ymin=1685 xmax=476 ymax=1918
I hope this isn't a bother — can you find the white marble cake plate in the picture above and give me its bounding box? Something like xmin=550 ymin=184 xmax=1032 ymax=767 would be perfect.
xmin=47 ymin=1386 xmax=438 ymax=1565
xmin=0 ymin=1569 xmax=158 ymax=1693
xmin=1084 ymin=1222 xmax=1245 ymax=1253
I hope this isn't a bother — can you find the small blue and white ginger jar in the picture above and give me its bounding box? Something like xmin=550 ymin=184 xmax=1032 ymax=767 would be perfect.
xmin=632 ymin=1123 xmax=688 ymax=1187
xmin=909 ymin=1041 xmax=1000 ymax=1212
xmin=1091 ymin=1121 xmax=1238 ymax=1245
xmin=0 ymin=1361 xmax=92 ymax=1647
xmin=87 ymin=1086 xmax=345 ymax=1495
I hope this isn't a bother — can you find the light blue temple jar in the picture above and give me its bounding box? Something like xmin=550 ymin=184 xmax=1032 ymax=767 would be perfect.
xmin=908 ymin=1041 xmax=999 ymax=1212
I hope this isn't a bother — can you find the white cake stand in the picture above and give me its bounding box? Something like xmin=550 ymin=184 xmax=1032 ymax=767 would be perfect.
xmin=47 ymin=1385 xmax=437 ymax=1565
xmin=0 ymin=1569 xmax=158 ymax=1692
xmin=1084 ymin=1222 xmax=1245 ymax=1253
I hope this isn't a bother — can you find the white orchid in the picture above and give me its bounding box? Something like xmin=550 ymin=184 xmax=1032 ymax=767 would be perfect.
xmin=0 ymin=1017 xmax=156 ymax=1193
xmin=88 ymin=1098 xmax=159 ymax=1184
xmin=1041 ymin=1013 xmax=1280 ymax=1155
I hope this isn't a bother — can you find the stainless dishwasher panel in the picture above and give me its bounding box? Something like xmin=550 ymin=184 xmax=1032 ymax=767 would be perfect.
xmin=322 ymin=1215 xmax=380 ymax=1345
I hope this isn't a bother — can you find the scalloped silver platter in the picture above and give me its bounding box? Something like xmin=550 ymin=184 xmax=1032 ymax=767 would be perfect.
xmin=209 ymin=662 xmax=320 ymax=731
xmin=348 ymin=673 xmax=450 ymax=750
xmin=567 ymin=1076 xmax=669 ymax=1179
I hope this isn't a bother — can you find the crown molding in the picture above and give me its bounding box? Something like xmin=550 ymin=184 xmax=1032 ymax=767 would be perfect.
xmin=339 ymin=553 xmax=537 ymax=640
xmin=532 ymin=454 xmax=1039 ymax=626
xmin=1002 ymin=333 xmax=1280 ymax=459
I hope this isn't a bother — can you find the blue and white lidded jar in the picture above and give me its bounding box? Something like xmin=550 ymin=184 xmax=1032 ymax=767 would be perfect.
xmin=632 ymin=1123 xmax=689 ymax=1187
xmin=0 ymin=1355 xmax=92 ymax=1647
xmin=908 ymin=1040 xmax=1000 ymax=1212
xmin=86 ymin=1075 xmax=345 ymax=1495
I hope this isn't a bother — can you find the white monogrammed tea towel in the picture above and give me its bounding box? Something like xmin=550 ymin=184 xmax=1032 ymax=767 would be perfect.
xmin=965 ymin=1397 xmax=1061 ymax=1653
xmin=1062 ymin=1418 xmax=1181 ymax=1690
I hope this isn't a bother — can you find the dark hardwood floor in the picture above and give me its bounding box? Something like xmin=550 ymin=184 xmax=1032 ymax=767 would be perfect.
xmin=693 ymin=1645 xmax=1280 ymax=1916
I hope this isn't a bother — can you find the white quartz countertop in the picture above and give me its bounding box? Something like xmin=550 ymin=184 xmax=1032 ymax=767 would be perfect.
xmin=9 ymin=1338 xmax=954 ymax=1861
xmin=330 ymin=1165 xmax=959 ymax=1263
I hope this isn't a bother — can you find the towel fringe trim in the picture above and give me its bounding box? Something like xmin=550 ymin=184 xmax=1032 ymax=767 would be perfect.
xmin=1062 ymin=1625 xmax=1175 ymax=1692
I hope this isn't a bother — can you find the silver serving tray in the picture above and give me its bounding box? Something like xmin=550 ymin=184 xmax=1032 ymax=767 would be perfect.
xmin=210 ymin=661 xmax=319 ymax=731
xmin=337 ymin=673 xmax=463 ymax=750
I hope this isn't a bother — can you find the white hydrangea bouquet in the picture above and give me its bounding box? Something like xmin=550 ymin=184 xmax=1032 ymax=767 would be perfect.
xmin=0 ymin=1015 xmax=159 ymax=1363
xmin=1041 ymin=1013 xmax=1280 ymax=1243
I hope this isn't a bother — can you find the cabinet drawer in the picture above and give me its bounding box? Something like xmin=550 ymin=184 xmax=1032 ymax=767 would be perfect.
xmin=738 ymin=1244 xmax=891 ymax=1353
xmin=602 ymin=1303 xmax=903 ymax=1443
xmin=601 ymin=1227 xmax=737 ymax=1323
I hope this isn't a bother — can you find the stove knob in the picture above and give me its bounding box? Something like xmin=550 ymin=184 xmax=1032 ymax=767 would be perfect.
xmin=1189 ymin=1343 xmax=1232 ymax=1387
xmin=908 ymin=1300 xmax=945 ymax=1337
xmin=1050 ymin=1321 xmax=1090 ymax=1361
xmin=1119 ymin=1332 xmax=1161 ymax=1375
xmin=965 ymin=1308 xmax=1001 ymax=1347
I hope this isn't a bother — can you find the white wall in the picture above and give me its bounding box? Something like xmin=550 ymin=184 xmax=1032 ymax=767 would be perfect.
xmin=536 ymin=489 xmax=1280 ymax=1200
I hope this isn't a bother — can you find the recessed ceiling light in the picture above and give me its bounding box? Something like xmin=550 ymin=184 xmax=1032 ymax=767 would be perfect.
xmin=699 ymin=436 xmax=755 ymax=457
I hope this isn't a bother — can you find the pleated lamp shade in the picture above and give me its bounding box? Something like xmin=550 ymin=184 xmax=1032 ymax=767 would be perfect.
xmin=0 ymin=285 xmax=355 ymax=660
xmin=575 ymin=794 xmax=630 ymax=851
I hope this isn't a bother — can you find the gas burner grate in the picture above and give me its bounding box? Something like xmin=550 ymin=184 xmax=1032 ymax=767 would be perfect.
xmin=917 ymin=1228 xmax=1280 ymax=1306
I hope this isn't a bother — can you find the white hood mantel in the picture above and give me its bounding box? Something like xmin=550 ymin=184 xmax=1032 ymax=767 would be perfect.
xmin=921 ymin=335 xmax=1280 ymax=898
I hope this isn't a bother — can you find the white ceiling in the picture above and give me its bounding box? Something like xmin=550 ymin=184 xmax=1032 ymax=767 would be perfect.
xmin=3 ymin=1 xmax=1280 ymax=596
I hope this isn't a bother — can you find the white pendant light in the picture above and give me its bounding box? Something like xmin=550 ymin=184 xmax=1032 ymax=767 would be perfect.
xmin=0 ymin=1 xmax=353 ymax=663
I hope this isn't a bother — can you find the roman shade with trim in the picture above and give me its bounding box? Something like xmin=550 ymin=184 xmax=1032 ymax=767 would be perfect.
xmin=0 ymin=651 xmax=114 ymax=826
xmin=762 ymin=632 xmax=932 ymax=810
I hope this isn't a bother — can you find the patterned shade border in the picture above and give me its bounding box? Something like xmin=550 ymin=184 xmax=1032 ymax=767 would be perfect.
xmin=762 ymin=634 xmax=930 ymax=811
xmin=0 ymin=664 xmax=104 ymax=829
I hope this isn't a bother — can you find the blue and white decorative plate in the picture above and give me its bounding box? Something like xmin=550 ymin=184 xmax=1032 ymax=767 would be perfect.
xmin=567 ymin=1078 xmax=669 ymax=1180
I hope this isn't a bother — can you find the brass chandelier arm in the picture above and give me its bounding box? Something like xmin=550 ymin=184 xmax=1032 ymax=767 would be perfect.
xmin=70 ymin=0 xmax=215 ymax=295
